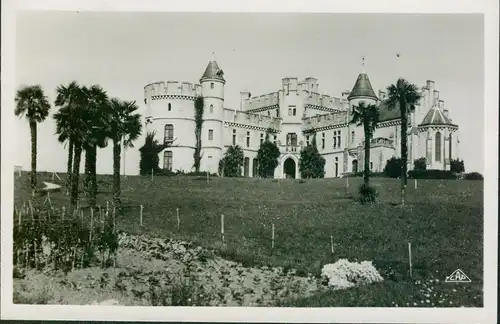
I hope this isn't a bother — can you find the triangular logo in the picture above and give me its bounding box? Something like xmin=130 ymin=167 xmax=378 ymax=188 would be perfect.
xmin=445 ymin=269 xmax=471 ymax=283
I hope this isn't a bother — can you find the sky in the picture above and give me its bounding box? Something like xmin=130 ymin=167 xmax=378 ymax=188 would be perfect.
xmin=14 ymin=12 xmax=484 ymax=174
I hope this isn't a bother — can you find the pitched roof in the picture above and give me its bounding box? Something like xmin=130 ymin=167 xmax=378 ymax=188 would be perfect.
xmin=419 ymin=105 xmax=456 ymax=127
xmin=377 ymin=100 xmax=402 ymax=122
xmin=347 ymin=73 xmax=378 ymax=100
xmin=200 ymin=61 xmax=225 ymax=82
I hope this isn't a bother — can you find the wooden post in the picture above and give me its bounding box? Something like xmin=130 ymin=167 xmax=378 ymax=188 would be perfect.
xmin=330 ymin=236 xmax=334 ymax=254
xmin=106 ymin=201 xmax=109 ymax=215
xmin=140 ymin=205 xmax=144 ymax=227
xmin=28 ymin=200 xmax=34 ymax=220
xmin=408 ymin=242 xmax=413 ymax=277
xmin=414 ymin=178 xmax=417 ymax=190
xmin=207 ymin=171 xmax=209 ymax=184
xmin=151 ymin=169 xmax=154 ymax=181
xmin=176 ymin=208 xmax=180 ymax=231
xmin=34 ymin=241 xmax=38 ymax=269
xmin=271 ymin=223 xmax=275 ymax=249
xmin=221 ymin=214 xmax=225 ymax=245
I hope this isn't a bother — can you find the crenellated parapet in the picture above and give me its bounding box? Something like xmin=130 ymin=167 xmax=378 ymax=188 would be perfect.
xmin=304 ymin=92 xmax=343 ymax=112
xmin=243 ymin=92 xmax=279 ymax=112
xmin=144 ymin=81 xmax=203 ymax=100
xmin=302 ymin=111 xmax=349 ymax=132
xmin=224 ymin=108 xmax=281 ymax=131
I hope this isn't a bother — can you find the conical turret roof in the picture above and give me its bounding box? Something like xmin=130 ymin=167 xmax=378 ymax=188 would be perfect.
xmin=200 ymin=61 xmax=225 ymax=82
xmin=347 ymin=73 xmax=377 ymax=100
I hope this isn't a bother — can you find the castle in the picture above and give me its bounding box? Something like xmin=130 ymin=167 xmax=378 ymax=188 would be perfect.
xmin=143 ymin=59 xmax=460 ymax=179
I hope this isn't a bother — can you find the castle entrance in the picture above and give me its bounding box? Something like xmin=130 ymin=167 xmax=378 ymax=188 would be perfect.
xmin=283 ymin=158 xmax=296 ymax=179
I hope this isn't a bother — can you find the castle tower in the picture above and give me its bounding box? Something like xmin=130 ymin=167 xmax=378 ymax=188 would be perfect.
xmin=346 ymin=61 xmax=378 ymax=173
xmin=199 ymin=59 xmax=225 ymax=174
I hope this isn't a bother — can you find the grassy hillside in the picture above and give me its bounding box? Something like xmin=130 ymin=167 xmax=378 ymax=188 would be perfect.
xmin=13 ymin=171 xmax=483 ymax=306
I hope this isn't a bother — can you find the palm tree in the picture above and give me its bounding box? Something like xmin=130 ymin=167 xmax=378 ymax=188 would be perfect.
xmin=386 ymin=78 xmax=421 ymax=205
xmin=108 ymin=98 xmax=142 ymax=208
xmin=81 ymin=85 xmax=110 ymax=209
xmin=15 ymin=85 xmax=51 ymax=191
xmin=54 ymin=81 xmax=81 ymax=195
xmin=351 ymin=101 xmax=379 ymax=186
xmin=54 ymin=85 xmax=90 ymax=209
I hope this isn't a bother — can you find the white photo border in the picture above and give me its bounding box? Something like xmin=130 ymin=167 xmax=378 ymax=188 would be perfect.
xmin=1 ymin=0 xmax=498 ymax=323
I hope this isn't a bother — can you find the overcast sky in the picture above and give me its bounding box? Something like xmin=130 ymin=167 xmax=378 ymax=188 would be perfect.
xmin=14 ymin=12 xmax=484 ymax=174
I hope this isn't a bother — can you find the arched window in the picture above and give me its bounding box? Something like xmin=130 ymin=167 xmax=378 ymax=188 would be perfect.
xmin=168 ymin=103 xmax=172 ymax=111
xmin=435 ymin=131 xmax=442 ymax=162
xmin=164 ymin=124 xmax=174 ymax=144
xmin=210 ymin=104 xmax=213 ymax=113
xmin=351 ymin=130 xmax=355 ymax=144
xmin=163 ymin=151 xmax=173 ymax=171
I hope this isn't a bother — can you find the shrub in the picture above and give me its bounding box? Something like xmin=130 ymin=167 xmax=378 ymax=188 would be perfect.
xmin=256 ymin=140 xmax=280 ymax=178
xmin=413 ymin=157 xmax=426 ymax=171
xmin=299 ymin=134 xmax=325 ymax=179
xmin=220 ymin=145 xmax=244 ymax=177
xmin=357 ymin=184 xmax=378 ymax=204
xmin=450 ymin=159 xmax=465 ymax=174
xmin=321 ymin=259 xmax=384 ymax=290
xmin=383 ymin=157 xmax=403 ymax=178
xmin=348 ymin=171 xmax=385 ymax=178
xmin=463 ymin=172 xmax=483 ymax=180
xmin=408 ymin=169 xmax=457 ymax=180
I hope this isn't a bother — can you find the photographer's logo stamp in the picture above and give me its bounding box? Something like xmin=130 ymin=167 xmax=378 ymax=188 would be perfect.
xmin=445 ymin=269 xmax=471 ymax=283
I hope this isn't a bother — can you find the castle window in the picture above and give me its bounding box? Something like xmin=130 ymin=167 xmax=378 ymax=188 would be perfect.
xmin=335 ymin=157 xmax=338 ymax=161
xmin=333 ymin=134 xmax=337 ymax=148
xmin=168 ymin=103 xmax=172 ymax=111
xmin=208 ymin=129 xmax=213 ymax=141
xmin=288 ymin=108 xmax=292 ymax=116
xmin=370 ymin=162 xmax=373 ymax=170
xmin=246 ymin=131 xmax=250 ymax=147
xmin=321 ymin=132 xmax=325 ymax=150
xmin=351 ymin=130 xmax=355 ymax=144
xmin=232 ymin=129 xmax=236 ymax=145
xmin=273 ymin=135 xmax=277 ymax=144
xmin=435 ymin=131 xmax=442 ymax=162
xmin=163 ymin=151 xmax=173 ymax=171
xmin=268 ymin=110 xmax=271 ymax=116
xmin=276 ymin=109 xmax=279 ymax=117
xmin=306 ymin=135 xmax=310 ymax=145
xmin=286 ymin=133 xmax=298 ymax=146
xmin=260 ymin=133 xmax=264 ymax=145
xmin=164 ymin=124 xmax=174 ymax=144
xmin=210 ymin=83 xmax=214 ymax=89
xmin=210 ymin=104 xmax=213 ymax=113
xmin=293 ymin=108 xmax=297 ymax=116
xmin=337 ymin=131 xmax=341 ymax=148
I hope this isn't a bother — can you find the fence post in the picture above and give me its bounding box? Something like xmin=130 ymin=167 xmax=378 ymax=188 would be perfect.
xmin=176 ymin=208 xmax=180 ymax=231
xmin=330 ymin=235 xmax=334 ymax=254
xmin=140 ymin=205 xmax=144 ymax=227
xmin=408 ymin=242 xmax=413 ymax=277
xmin=272 ymin=223 xmax=275 ymax=249
xmin=221 ymin=214 xmax=225 ymax=246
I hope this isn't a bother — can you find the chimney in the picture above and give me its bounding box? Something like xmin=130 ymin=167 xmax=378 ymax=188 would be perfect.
xmin=378 ymin=90 xmax=386 ymax=100
xmin=426 ymin=80 xmax=435 ymax=94
xmin=341 ymin=90 xmax=350 ymax=101
xmin=433 ymin=90 xmax=439 ymax=105
xmin=440 ymin=100 xmax=449 ymax=118
xmin=240 ymin=91 xmax=250 ymax=111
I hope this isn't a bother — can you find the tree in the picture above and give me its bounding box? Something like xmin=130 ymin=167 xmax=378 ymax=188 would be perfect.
xmin=299 ymin=132 xmax=325 ymax=178
xmin=350 ymin=101 xmax=379 ymax=187
xmin=413 ymin=157 xmax=426 ymax=171
xmin=81 ymin=85 xmax=110 ymax=209
xmin=139 ymin=131 xmax=170 ymax=175
xmin=15 ymin=85 xmax=51 ymax=190
xmin=383 ymin=157 xmax=403 ymax=178
xmin=256 ymin=131 xmax=280 ymax=178
xmin=54 ymin=81 xmax=82 ymax=194
xmin=386 ymin=78 xmax=422 ymax=205
xmin=221 ymin=145 xmax=244 ymax=177
xmin=450 ymin=159 xmax=465 ymax=174
xmin=108 ymin=98 xmax=142 ymax=208
xmin=54 ymin=85 xmax=91 ymax=209
xmin=193 ymin=96 xmax=204 ymax=172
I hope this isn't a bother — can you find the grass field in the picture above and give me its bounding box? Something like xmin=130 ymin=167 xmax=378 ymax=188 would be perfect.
xmin=13 ymin=171 xmax=484 ymax=307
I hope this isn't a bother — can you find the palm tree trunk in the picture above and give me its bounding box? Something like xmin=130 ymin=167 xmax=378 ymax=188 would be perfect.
xmin=400 ymin=101 xmax=408 ymax=205
xmin=363 ymin=126 xmax=370 ymax=187
xmin=87 ymin=145 xmax=97 ymax=209
xmin=29 ymin=121 xmax=37 ymax=190
xmin=71 ymin=142 xmax=83 ymax=210
xmin=84 ymin=148 xmax=92 ymax=199
xmin=112 ymin=139 xmax=122 ymax=209
xmin=66 ymin=139 xmax=74 ymax=196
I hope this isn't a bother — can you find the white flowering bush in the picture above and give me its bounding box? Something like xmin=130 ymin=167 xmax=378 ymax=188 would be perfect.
xmin=321 ymin=259 xmax=383 ymax=290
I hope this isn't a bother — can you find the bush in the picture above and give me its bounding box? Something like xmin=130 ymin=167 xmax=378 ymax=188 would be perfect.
xmin=358 ymin=184 xmax=378 ymax=204
xmin=450 ymin=159 xmax=465 ymax=174
xmin=383 ymin=157 xmax=403 ymax=178
xmin=413 ymin=158 xmax=426 ymax=171
xmin=347 ymin=171 xmax=385 ymax=178
xmin=463 ymin=172 xmax=483 ymax=180
xmin=408 ymin=169 xmax=457 ymax=180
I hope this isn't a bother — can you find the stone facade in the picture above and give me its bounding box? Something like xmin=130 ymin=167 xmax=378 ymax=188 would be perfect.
xmin=144 ymin=60 xmax=460 ymax=179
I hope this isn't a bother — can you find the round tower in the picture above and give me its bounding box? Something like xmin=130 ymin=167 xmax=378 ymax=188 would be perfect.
xmin=199 ymin=59 xmax=225 ymax=174
xmin=346 ymin=64 xmax=378 ymax=173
